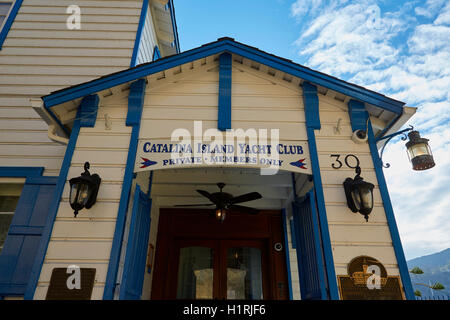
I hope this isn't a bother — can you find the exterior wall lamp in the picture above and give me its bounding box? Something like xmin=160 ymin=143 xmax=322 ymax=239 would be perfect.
xmin=69 ymin=162 xmax=101 ymax=217
xmin=377 ymin=126 xmax=435 ymax=170
xmin=343 ymin=166 xmax=374 ymax=222
xmin=405 ymin=130 xmax=435 ymax=170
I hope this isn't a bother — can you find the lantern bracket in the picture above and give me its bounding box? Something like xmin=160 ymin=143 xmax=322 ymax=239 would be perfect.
xmin=375 ymin=125 xmax=414 ymax=168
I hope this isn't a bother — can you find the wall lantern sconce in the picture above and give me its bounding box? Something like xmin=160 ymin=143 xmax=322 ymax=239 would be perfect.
xmin=343 ymin=166 xmax=374 ymax=222
xmin=69 ymin=162 xmax=101 ymax=217
xmin=405 ymin=130 xmax=435 ymax=170
xmin=377 ymin=126 xmax=435 ymax=170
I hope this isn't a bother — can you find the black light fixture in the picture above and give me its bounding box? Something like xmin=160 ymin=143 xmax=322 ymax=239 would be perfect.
xmin=215 ymin=208 xmax=226 ymax=223
xmin=405 ymin=130 xmax=435 ymax=171
xmin=377 ymin=125 xmax=435 ymax=170
xmin=69 ymin=162 xmax=101 ymax=217
xmin=343 ymin=166 xmax=374 ymax=222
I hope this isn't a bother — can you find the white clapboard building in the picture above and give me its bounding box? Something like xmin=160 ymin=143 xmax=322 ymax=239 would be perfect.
xmin=0 ymin=1 xmax=419 ymax=300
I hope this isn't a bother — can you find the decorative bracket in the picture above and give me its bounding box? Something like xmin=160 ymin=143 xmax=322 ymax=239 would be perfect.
xmin=375 ymin=125 xmax=414 ymax=168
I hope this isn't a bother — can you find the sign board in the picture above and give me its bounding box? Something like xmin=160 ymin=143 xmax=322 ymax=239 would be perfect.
xmin=135 ymin=139 xmax=312 ymax=174
xmin=46 ymin=267 xmax=96 ymax=300
xmin=337 ymin=256 xmax=404 ymax=300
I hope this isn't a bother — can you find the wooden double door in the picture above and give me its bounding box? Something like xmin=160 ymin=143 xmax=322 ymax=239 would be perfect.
xmin=151 ymin=209 xmax=289 ymax=300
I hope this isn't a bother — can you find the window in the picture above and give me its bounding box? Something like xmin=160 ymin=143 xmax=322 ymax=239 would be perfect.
xmin=0 ymin=182 xmax=23 ymax=253
xmin=0 ymin=2 xmax=13 ymax=31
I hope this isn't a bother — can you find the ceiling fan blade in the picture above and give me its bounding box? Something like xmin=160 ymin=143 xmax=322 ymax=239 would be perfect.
xmin=229 ymin=192 xmax=262 ymax=204
xmin=174 ymin=204 xmax=214 ymax=207
xmin=228 ymin=205 xmax=260 ymax=215
xmin=196 ymin=190 xmax=219 ymax=204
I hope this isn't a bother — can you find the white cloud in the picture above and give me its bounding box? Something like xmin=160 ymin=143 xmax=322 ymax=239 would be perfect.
xmin=414 ymin=0 xmax=446 ymax=18
xmin=434 ymin=1 xmax=450 ymax=24
xmin=291 ymin=0 xmax=450 ymax=259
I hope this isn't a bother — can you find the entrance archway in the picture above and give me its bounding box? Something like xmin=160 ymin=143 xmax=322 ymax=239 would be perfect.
xmin=118 ymin=166 xmax=322 ymax=300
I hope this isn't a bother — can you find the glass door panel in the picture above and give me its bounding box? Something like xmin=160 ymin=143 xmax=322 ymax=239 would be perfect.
xmin=226 ymin=247 xmax=263 ymax=300
xmin=172 ymin=239 xmax=269 ymax=300
xmin=176 ymin=246 xmax=214 ymax=299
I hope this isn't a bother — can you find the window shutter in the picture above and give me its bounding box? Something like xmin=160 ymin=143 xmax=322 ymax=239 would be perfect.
xmin=119 ymin=185 xmax=152 ymax=300
xmin=0 ymin=177 xmax=57 ymax=296
xmin=292 ymin=189 xmax=328 ymax=300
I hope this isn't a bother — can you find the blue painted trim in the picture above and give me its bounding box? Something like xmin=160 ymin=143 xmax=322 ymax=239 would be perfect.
xmin=103 ymin=79 xmax=147 ymax=300
xmin=218 ymin=52 xmax=232 ymax=131
xmin=130 ymin=0 xmax=149 ymax=68
xmin=78 ymin=94 xmax=99 ymax=127
xmin=0 ymin=167 xmax=43 ymax=178
xmin=308 ymin=191 xmax=328 ymax=300
xmin=147 ymin=171 xmax=153 ymax=198
xmin=367 ymin=121 xmax=415 ymax=300
xmin=290 ymin=173 xmax=297 ymax=249
xmin=0 ymin=169 xmax=53 ymax=298
xmin=8 ymin=226 xmax=43 ymax=236
xmin=302 ymin=82 xmax=321 ymax=130
xmin=24 ymin=176 xmax=59 ymax=185
xmin=119 ymin=185 xmax=152 ymax=299
xmin=126 ymin=79 xmax=146 ymax=126
xmin=41 ymin=39 xmax=404 ymax=114
xmin=0 ymin=166 xmax=47 ymax=297
xmin=281 ymin=209 xmax=293 ymax=300
xmin=0 ymin=0 xmax=24 ymax=50
xmin=152 ymin=46 xmax=161 ymax=61
xmin=302 ymin=83 xmax=339 ymax=300
xmin=348 ymin=99 xmax=369 ymax=132
xmin=167 ymin=0 xmax=180 ymax=53
xmin=24 ymin=95 xmax=99 ymax=300
xmin=289 ymin=219 xmax=297 ymax=249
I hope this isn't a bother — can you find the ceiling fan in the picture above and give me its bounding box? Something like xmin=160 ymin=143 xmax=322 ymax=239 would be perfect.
xmin=175 ymin=182 xmax=262 ymax=222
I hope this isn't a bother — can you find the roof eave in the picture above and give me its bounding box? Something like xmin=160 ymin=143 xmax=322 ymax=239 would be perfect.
xmin=42 ymin=38 xmax=406 ymax=118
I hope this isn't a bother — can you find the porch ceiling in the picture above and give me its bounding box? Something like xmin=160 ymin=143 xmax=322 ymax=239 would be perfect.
xmin=145 ymin=167 xmax=311 ymax=211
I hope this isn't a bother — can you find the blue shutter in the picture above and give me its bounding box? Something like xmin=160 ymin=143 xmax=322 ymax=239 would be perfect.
xmin=0 ymin=176 xmax=57 ymax=296
xmin=292 ymin=189 xmax=327 ymax=300
xmin=119 ymin=185 xmax=152 ymax=300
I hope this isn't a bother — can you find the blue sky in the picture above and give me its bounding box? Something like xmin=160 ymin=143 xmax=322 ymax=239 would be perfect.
xmin=173 ymin=0 xmax=450 ymax=260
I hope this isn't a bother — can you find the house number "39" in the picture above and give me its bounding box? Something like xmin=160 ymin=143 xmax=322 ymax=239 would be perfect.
xmin=330 ymin=154 xmax=360 ymax=169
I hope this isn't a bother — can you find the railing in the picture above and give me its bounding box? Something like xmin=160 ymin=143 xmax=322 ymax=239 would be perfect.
xmin=416 ymin=295 xmax=450 ymax=300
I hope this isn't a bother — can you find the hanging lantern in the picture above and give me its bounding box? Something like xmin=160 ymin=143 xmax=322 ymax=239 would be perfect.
xmin=405 ymin=131 xmax=435 ymax=171
xmin=343 ymin=166 xmax=374 ymax=222
xmin=69 ymin=162 xmax=101 ymax=217
xmin=215 ymin=208 xmax=226 ymax=223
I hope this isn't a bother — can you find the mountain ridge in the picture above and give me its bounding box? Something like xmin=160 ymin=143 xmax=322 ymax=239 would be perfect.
xmin=407 ymin=248 xmax=450 ymax=297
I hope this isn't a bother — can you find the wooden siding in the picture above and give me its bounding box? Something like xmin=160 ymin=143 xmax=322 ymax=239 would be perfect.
xmin=316 ymin=94 xmax=401 ymax=293
xmin=137 ymin=59 xmax=305 ymax=299
xmin=141 ymin=59 xmax=306 ymax=141
xmin=136 ymin=3 xmax=158 ymax=66
xmin=0 ymin=0 xmax=143 ymax=177
xmin=33 ymin=93 xmax=132 ymax=300
xmin=32 ymin=56 xmax=402 ymax=300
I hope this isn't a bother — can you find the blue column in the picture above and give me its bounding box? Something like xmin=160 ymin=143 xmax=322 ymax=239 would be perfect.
xmin=218 ymin=52 xmax=232 ymax=131
xmin=103 ymin=79 xmax=147 ymax=300
xmin=302 ymin=82 xmax=339 ymax=300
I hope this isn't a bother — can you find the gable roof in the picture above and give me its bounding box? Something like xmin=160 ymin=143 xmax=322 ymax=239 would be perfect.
xmin=42 ymin=37 xmax=405 ymax=116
